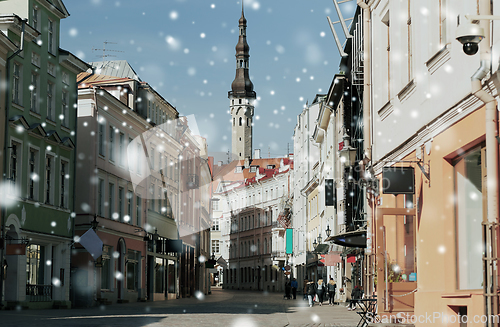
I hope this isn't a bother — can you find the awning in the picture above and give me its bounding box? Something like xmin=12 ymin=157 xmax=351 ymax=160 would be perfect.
xmin=327 ymin=230 xmax=366 ymax=248
xmin=347 ymin=254 xmax=356 ymax=263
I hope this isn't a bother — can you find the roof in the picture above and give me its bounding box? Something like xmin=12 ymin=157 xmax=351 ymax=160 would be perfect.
xmin=212 ymin=157 xmax=293 ymax=193
xmin=77 ymin=72 xmax=134 ymax=88
xmin=89 ymin=60 xmax=142 ymax=81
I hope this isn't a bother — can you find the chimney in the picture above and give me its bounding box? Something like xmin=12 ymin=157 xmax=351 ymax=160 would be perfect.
xmin=217 ymin=161 xmax=223 ymax=166
xmin=244 ymin=157 xmax=250 ymax=169
xmin=254 ymin=149 xmax=261 ymax=159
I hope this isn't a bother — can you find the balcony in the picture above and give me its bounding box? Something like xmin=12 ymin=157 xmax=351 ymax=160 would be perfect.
xmin=272 ymin=250 xmax=286 ymax=260
xmin=186 ymin=174 xmax=199 ymax=189
xmin=26 ymin=284 xmax=52 ymax=302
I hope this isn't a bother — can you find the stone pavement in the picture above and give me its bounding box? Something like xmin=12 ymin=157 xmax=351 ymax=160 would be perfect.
xmin=0 ymin=288 xmax=362 ymax=327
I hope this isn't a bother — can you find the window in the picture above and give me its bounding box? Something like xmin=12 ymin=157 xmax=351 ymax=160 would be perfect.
xmin=136 ymin=195 xmax=141 ymax=226
xmin=101 ymin=246 xmax=111 ymax=289
xmin=212 ymin=200 xmax=219 ymax=211
xmin=26 ymin=244 xmax=44 ymax=285
xmin=119 ymin=133 xmax=125 ymax=166
xmin=439 ymin=0 xmax=447 ymax=46
xmin=239 ymin=117 xmax=242 ymax=126
xmin=47 ymin=82 xmax=54 ymax=120
xmin=60 ymin=161 xmax=68 ymax=208
xmin=32 ymin=6 xmax=39 ymax=31
xmin=150 ymin=147 xmax=155 ymax=171
xmin=98 ymin=179 xmax=104 ymax=216
xmin=212 ymin=219 xmax=219 ymax=231
xmin=212 ymin=240 xmax=220 ymax=254
xmin=98 ymin=121 xmax=105 ymax=156
xmin=9 ymin=142 xmax=20 ymax=186
xmin=12 ymin=63 xmax=21 ymax=105
xmin=30 ymin=72 xmax=38 ymax=113
xmin=61 ymin=90 xmax=69 ymax=127
xmin=48 ymin=19 xmax=54 ymax=54
xmin=136 ymin=143 xmax=141 ymax=174
xmin=28 ymin=148 xmax=38 ymax=200
xmin=155 ymin=258 xmax=165 ymax=293
xmin=157 ymin=186 xmax=162 ymax=213
xmin=126 ymin=250 xmax=139 ymax=291
xmin=45 ymin=155 xmax=53 ymax=204
xmin=127 ymin=191 xmax=133 ymax=223
xmin=455 ymin=147 xmax=484 ymax=290
xmin=118 ymin=187 xmax=124 ymax=221
xmin=109 ymin=183 xmax=115 ymax=219
xmin=109 ymin=127 xmax=115 ymax=161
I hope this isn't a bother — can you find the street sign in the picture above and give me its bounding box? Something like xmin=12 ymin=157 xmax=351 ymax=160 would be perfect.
xmin=285 ymin=265 xmax=291 ymax=271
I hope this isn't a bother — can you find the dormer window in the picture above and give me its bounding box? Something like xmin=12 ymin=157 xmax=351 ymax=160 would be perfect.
xmin=267 ymin=165 xmax=275 ymax=169
xmin=250 ymin=166 xmax=258 ymax=173
xmin=235 ymin=166 xmax=243 ymax=173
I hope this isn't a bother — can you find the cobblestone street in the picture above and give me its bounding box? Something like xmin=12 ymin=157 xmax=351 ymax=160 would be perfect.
xmin=0 ymin=289 xmax=361 ymax=327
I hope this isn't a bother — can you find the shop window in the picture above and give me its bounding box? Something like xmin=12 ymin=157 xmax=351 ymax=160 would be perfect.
xmin=155 ymin=258 xmax=165 ymax=293
xmin=101 ymin=246 xmax=111 ymax=289
xmin=126 ymin=250 xmax=139 ymax=291
xmin=26 ymin=244 xmax=44 ymax=285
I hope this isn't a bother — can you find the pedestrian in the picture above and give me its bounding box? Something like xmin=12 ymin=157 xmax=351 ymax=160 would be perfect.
xmin=284 ymin=279 xmax=291 ymax=299
xmin=291 ymin=278 xmax=298 ymax=299
xmin=347 ymin=285 xmax=363 ymax=310
xmin=316 ymin=276 xmax=325 ymax=306
xmin=307 ymin=281 xmax=317 ymax=307
xmin=303 ymin=277 xmax=309 ymax=301
xmin=327 ymin=278 xmax=337 ymax=305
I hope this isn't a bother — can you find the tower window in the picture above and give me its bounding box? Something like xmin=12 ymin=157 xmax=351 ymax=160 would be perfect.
xmin=247 ymin=118 xmax=249 ymax=127
xmin=239 ymin=99 xmax=242 ymax=104
xmin=239 ymin=117 xmax=242 ymax=126
xmin=239 ymin=137 xmax=242 ymax=141
xmin=233 ymin=118 xmax=235 ymax=126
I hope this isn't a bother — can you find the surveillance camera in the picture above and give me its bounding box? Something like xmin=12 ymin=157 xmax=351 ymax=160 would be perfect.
xmin=456 ymin=22 xmax=485 ymax=55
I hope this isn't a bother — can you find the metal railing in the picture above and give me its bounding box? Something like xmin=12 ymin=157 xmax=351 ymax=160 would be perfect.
xmin=26 ymin=284 xmax=52 ymax=302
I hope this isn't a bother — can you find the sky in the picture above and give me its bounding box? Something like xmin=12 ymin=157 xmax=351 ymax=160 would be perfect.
xmin=61 ymin=0 xmax=356 ymax=158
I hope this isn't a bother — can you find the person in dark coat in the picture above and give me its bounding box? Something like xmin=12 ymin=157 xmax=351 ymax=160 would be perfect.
xmin=291 ymin=278 xmax=298 ymax=299
xmin=307 ymin=281 xmax=317 ymax=307
xmin=348 ymin=285 xmax=363 ymax=310
xmin=284 ymin=279 xmax=291 ymax=299
xmin=327 ymin=278 xmax=337 ymax=305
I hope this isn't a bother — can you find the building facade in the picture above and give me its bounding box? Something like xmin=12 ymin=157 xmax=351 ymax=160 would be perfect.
xmin=0 ymin=0 xmax=88 ymax=309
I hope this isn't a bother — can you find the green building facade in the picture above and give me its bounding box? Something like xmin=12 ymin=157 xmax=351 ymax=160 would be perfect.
xmin=0 ymin=0 xmax=88 ymax=309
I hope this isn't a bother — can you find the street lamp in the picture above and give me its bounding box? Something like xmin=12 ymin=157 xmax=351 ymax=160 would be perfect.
xmin=91 ymin=214 xmax=99 ymax=231
xmin=326 ymin=225 xmax=331 ymax=238
xmin=339 ymin=132 xmax=357 ymax=166
xmin=312 ymin=238 xmax=317 ymax=248
xmin=317 ymin=234 xmax=322 ymax=244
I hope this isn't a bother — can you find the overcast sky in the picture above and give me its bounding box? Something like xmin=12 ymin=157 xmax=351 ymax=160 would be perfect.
xmin=61 ymin=0 xmax=355 ymax=158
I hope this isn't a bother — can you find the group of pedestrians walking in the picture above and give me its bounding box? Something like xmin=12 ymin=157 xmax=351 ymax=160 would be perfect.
xmin=304 ymin=276 xmax=337 ymax=307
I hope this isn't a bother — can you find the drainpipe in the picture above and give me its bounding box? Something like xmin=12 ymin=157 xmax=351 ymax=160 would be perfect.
xmin=0 ymin=17 xmax=27 ymax=308
xmin=357 ymin=0 xmax=374 ymax=297
xmin=470 ymin=0 xmax=499 ymax=325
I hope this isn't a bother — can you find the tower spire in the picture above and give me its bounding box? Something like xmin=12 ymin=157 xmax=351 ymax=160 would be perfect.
xmin=229 ymin=3 xmax=256 ymax=161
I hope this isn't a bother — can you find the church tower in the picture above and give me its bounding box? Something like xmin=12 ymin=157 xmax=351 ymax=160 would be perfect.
xmin=229 ymin=2 xmax=256 ymax=160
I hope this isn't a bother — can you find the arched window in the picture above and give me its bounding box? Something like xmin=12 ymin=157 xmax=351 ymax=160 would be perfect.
xmin=233 ymin=117 xmax=235 ymax=126
xmin=239 ymin=117 xmax=242 ymax=126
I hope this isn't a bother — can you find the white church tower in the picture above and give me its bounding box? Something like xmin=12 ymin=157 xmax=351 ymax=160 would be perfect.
xmin=229 ymin=2 xmax=256 ymax=160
